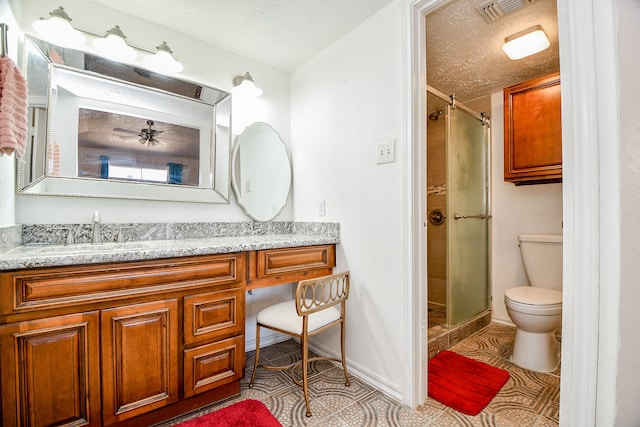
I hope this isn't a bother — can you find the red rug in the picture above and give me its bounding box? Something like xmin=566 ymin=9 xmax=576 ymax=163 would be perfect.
xmin=428 ymin=350 xmax=510 ymax=415
xmin=175 ymin=399 xmax=282 ymax=427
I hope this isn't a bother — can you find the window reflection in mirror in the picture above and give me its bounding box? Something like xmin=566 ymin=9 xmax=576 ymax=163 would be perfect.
xmin=77 ymin=109 xmax=200 ymax=186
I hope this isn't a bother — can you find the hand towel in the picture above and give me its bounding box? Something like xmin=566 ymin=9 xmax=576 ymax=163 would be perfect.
xmin=0 ymin=56 xmax=28 ymax=159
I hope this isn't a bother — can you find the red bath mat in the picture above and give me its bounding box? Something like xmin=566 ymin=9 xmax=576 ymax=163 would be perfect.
xmin=174 ymin=399 xmax=282 ymax=427
xmin=428 ymin=350 xmax=510 ymax=415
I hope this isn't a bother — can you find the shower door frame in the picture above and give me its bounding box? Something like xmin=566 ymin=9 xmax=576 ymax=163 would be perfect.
xmin=426 ymin=85 xmax=492 ymax=328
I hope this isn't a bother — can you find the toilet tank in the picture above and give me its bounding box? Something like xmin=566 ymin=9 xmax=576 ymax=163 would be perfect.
xmin=518 ymin=234 xmax=563 ymax=290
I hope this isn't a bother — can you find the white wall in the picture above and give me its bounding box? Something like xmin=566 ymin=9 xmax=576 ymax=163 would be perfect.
xmin=7 ymin=0 xmax=296 ymax=350
xmin=291 ymin=2 xmax=406 ymax=397
xmin=489 ymin=91 xmax=563 ymax=323
xmin=10 ymin=0 xmax=292 ymax=225
xmin=616 ymin=0 xmax=640 ymax=424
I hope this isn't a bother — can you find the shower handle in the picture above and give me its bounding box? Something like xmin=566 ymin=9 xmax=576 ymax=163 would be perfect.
xmin=428 ymin=209 xmax=446 ymax=226
xmin=453 ymin=213 xmax=492 ymax=220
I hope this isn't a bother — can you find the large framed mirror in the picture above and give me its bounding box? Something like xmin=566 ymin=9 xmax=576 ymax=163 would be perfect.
xmin=231 ymin=122 xmax=291 ymax=221
xmin=18 ymin=35 xmax=231 ymax=203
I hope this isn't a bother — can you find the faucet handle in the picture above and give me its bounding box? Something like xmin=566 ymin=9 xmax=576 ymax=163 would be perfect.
xmin=54 ymin=226 xmax=76 ymax=245
xmin=116 ymin=226 xmax=134 ymax=243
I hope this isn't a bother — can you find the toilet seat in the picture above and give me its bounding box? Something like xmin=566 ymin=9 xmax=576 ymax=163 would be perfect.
xmin=505 ymin=286 xmax=562 ymax=315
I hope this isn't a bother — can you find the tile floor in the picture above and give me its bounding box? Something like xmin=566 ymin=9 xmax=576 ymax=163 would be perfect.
xmin=159 ymin=323 xmax=560 ymax=426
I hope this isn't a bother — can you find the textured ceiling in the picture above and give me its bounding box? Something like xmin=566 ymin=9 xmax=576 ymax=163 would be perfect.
xmin=85 ymin=0 xmax=558 ymax=107
xmin=427 ymin=0 xmax=559 ymax=103
xmin=88 ymin=0 xmax=397 ymax=72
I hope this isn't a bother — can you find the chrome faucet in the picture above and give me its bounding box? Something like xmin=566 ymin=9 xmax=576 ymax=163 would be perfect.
xmin=91 ymin=211 xmax=102 ymax=245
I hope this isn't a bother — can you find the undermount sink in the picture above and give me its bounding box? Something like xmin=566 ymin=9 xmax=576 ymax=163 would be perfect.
xmin=36 ymin=242 xmax=150 ymax=254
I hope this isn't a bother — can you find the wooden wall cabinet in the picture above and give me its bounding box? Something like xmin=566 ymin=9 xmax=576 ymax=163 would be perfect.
xmin=504 ymin=72 xmax=562 ymax=185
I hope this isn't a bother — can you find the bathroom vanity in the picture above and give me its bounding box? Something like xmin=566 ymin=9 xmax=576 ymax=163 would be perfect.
xmin=0 ymin=228 xmax=336 ymax=426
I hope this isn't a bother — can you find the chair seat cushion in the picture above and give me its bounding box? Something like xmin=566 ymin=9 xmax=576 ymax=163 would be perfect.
xmin=257 ymin=299 xmax=341 ymax=335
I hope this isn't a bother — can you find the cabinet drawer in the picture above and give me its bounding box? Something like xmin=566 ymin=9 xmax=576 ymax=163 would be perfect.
xmin=184 ymin=288 xmax=245 ymax=345
xmin=183 ymin=335 xmax=244 ymax=398
xmin=248 ymin=245 xmax=335 ymax=289
xmin=0 ymin=254 xmax=244 ymax=314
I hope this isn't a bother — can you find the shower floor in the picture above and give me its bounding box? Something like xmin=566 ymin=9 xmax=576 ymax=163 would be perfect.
xmin=427 ymin=302 xmax=446 ymax=330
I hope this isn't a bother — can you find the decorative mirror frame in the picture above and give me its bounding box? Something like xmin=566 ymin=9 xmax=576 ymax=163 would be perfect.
xmin=231 ymin=122 xmax=292 ymax=221
xmin=17 ymin=34 xmax=232 ymax=204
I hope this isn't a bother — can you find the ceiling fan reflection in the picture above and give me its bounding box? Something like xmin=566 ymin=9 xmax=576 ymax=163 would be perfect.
xmin=114 ymin=120 xmax=164 ymax=146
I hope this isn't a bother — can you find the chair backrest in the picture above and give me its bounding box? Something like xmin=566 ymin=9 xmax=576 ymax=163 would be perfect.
xmin=295 ymin=271 xmax=350 ymax=316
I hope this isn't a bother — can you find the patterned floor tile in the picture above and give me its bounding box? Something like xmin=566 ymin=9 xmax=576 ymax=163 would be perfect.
xmin=157 ymin=322 xmax=559 ymax=426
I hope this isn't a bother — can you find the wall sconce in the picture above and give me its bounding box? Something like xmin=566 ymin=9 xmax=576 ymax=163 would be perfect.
xmin=93 ymin=25 xmax=137 ymax=61
xmin=232 ymin=72 xmax=263 ymax=97
xmin=32 ymin=6 xmax=86 ymax=47
xmin=31 ymin=6 xmax=183 ymax=75
xmin=502 ymin=25 xmax=550 ymax=60
xmin=144 ymin=41 xmax=183 ymax=74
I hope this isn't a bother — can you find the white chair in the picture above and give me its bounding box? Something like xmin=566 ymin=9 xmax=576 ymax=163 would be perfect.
xmin=249 ymin=271 xmax=350 ymax=417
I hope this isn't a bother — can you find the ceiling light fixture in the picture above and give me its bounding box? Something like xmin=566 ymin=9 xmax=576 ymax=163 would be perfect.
xmin=144 ymin=41 xmax=183 ymax=74
xmin=502 ymin=25 xmax=550 ymax=60
xmin=93 ymin=25 xmax=137 ymax=62
xmin=232 ymin=72 xmax=263 ymax=97
xmin=32 ymin=6 xmax=86 ymax=47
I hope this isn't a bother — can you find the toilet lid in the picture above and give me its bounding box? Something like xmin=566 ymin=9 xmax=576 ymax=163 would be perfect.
xmin=505 ymin=286 xmax=562 ymax=306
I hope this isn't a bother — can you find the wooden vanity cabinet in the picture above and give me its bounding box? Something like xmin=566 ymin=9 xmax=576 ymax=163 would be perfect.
xmin=0 ymin=253 xmax=245 ymax=427
xmin=504 ymin=72 xmax=562 ymax=185
xmin=0 ymin=244 xmax=335 ymax=426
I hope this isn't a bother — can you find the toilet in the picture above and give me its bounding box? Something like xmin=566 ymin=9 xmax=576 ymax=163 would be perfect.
xmin=505 ymin=234 xmax=562 ymax=372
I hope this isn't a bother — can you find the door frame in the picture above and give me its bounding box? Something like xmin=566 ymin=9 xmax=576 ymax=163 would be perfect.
xmin=404 ymin=0 xmax=620 ymax=424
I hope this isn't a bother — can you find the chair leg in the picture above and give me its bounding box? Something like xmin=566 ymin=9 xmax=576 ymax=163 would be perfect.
xmin=340 ymin=320 xmax=350 ymax=387
xmin=301 ymin=332 xmax=312 ymax=417
xmin=249 ymin=324 xmax=261 ymax=388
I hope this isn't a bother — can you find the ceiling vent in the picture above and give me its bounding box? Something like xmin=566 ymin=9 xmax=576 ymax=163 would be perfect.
xmin=476 ymin=0 xmax=536 ymax=23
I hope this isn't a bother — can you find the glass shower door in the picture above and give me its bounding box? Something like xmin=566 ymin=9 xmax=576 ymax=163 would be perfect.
xmin=446 ymin=105 xmax=489 ymax=326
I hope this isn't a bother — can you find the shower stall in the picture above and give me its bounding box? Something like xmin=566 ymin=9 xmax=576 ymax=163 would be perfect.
xmin=426 ymin=86 xmax=491 ymax=338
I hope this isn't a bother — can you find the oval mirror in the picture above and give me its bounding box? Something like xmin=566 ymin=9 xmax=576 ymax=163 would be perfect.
xmin=231 ymin=123 xmax=291 ymax=221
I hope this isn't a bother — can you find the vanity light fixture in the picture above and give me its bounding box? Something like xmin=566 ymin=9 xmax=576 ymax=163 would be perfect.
xmin=232 ymin=72 xmax=263 ymax=97
xmin=502 ymin=25 xmax=550 ymax=60
xmin=32 ymin=6 xmax=86 ymax=47
xmin=32 ymin=8 xmax=184 ymax=74
xmin=93 ymin=25 xmax=137 ymax=61
xmin=144 ymin=41 xmax=183 ymax=74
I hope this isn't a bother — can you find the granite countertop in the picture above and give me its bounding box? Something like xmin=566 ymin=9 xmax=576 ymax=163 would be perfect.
xmin=0 ymin=222 xmax=340 ymax=271
xmin=0 ymin=233 xmax=339 ymax=271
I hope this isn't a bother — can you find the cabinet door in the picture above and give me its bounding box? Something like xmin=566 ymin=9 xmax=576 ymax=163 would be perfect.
xmin=504 ymin=72 xmax=562 ymax=184
xmin=0 ymin=312 xmax=101 ymax=427
xmin=101 ymin=300 xmax=178 ymax=425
